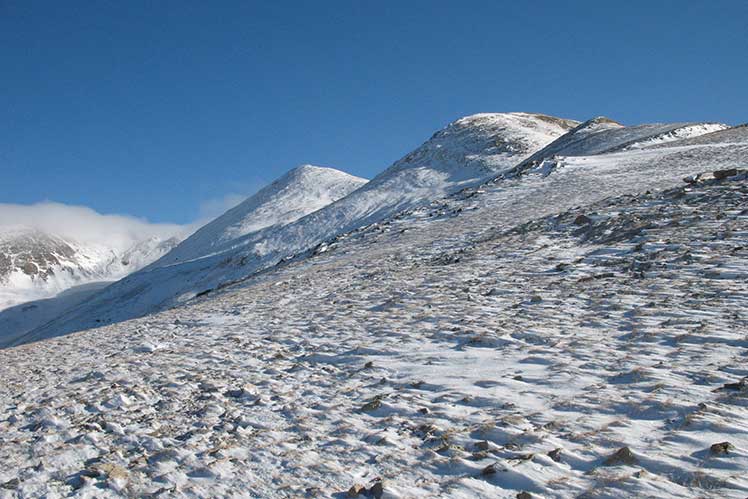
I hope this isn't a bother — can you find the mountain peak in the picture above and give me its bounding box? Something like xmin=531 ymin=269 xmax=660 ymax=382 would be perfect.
xmin=152 ymin=165 xmax=367 ymax=267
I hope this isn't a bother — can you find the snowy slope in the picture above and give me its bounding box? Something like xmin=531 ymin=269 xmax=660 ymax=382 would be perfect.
xmin=0 ymin=281 xmax=110 ymax=348
xmin=1 ymin=122 xmax=747 ymax=498
xmin=512 ymin=117 xmax=729 ymax=174
xmin=155 ymin=165 xmax=368 ymax=267
xmin=0 ymin=227 xmax=181 ymax=312
xmin=24 ymin=113 xmax=578 ymax=339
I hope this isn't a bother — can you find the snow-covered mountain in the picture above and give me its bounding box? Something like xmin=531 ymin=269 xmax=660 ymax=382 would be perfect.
xmin=0 ymin=227 xmax=181 ymax=312
xmin=20 ymin=113 xmax=578 ymax=338
xmin=2 ymin=115 xmax=747 ymax=499
xmin=155 ymin=164 xmax=368 ymax=267
xmin=512 ymin=117 xmax=729 ymax=174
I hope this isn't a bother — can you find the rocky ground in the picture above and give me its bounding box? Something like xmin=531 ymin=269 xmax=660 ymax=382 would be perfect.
xmin=1 ymin=160 xmax=747 ymax=497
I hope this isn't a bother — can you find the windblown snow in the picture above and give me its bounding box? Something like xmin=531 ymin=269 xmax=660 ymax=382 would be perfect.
xmin=1 ymin=114 xmax=747 ymax=499
xmin=155 ymin=165 xmax=368 ymax=266
xmin=18 ymin=113 xmax=579 ymax=340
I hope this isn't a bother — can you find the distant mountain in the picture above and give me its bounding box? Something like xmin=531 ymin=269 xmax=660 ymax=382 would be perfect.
xmin=155 ymin=165 xmax=368 ymax=267
xmin=16 ymin=113 xmax=579 ymax=340
xmin=0 ymin=226 xmax=180 ymax=311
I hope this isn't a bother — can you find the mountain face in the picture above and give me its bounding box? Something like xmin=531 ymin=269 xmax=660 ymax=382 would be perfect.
xmin=0 ymin=226 xmax=180 ymax=312
xmin=20 ymin=113 xmax=579 ymax=338
xmin=155 ymin=165 xmax=368 ymax=267
xmin=512 ymin=117 xmax=729 ymax=174
xmin=2 ymin=116 xmax=747 ymax=498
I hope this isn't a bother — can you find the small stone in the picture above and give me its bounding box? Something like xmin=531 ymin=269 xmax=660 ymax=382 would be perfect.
xmin=713 ymin=168 xmax=738 ymax=180
xmin=716 ymin=378 xmax=747 ymax=391
xmin=603 ymin=446 xmax=638 ymax=466
xmin=529 ymin=295 xmax=542 ymax=303
xmin=481 ymin=463 xmax=498 ymax=475
xmin=368 ymin=480 xmax=384 ymax=499
xmin=1 ymin=478 xmax=20 ymax=490
xmin=224 ymin=388 xmax=246 ymax=398
xmin=709 ymin=442 xmax=733 ymax=455
xmin=573 ymin=214 xmax=592 ymax=225
xmin=364 ymin=361 xmax=374 ymax=369
xmin=474 ymin=440 xmax=490 ymax=451
xmin=347 ymin=484 xmax=366 ymax=497
xmin=360 ymin=396 xmax=382 ymax=412
xmin=517 ymin=492 xmax=533 ymax=499
xmin=548 ymin=448 xmax=563 ymax=462
xmin=418 ymin=407 xmax=430 ymax=415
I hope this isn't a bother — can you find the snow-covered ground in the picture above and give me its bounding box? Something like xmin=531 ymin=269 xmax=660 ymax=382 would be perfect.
xmin=1 ymin=115 xmax=747 ymax=498
xmin=18 ymin=113 xmax=579 ymax=342
xmin=0 ymin=282 xmax=111 ymax=348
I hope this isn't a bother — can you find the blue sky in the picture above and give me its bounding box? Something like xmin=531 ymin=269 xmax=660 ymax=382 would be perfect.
xmin=2 ymin=1 xmax=746 ymax=224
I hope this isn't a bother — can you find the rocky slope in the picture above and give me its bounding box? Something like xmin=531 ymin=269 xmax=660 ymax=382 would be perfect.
xmin=1 ymin=119 xmax=746 ymax=498
xmin=23 ymin=113 xmax=579 ymax=340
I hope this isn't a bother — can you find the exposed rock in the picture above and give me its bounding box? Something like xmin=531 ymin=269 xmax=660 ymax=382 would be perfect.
xmin=1 ymin=478 xmax=20 ymax=490
xmin=360 ymin=396 xmax=383 ymax=412
xmin=517 ymin=492 xmax=533 ymax=499
xmin=474 ymin=440 xmax=490 ymax=451
xmin=347 ymin=484 xmax=366 ymax=497
xmin=602 ymin=446 xmax=639 ymax=466
xmin=709 ymin=442 xmax=733 ymax=455
xmin=368 ymin=480 xmax=384 ymax=499
xmin=713 ymin=168 xmax=738 ymax=180
xmin=481 ymin=463 xmax=499 ymax=475
xmin=21 ymin=261 xmax=38 ymax=275
xmin=573 ymin=214 xmax=592 ymax=226
xmin=548 ymin=448 xmax=563 ymax=462
xmin=715 ymin=378 xmax=747 ymax=392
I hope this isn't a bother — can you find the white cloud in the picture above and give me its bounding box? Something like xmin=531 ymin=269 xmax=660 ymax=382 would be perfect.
xmin=193 ymin=180 xmax=267 ymax=227
xmin=197 ymin=193 xmax=247 ymax=221
xmin=0 ymin=201 xmax=189 ymax=252
xmin=0 ymin=179 xmax=268 ymax=252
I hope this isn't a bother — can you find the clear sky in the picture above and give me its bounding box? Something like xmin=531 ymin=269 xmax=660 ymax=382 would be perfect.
xmin=2 ymin=1 xmax=747 ymax=224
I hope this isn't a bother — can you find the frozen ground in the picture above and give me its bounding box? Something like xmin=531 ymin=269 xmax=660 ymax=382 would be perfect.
xmin=1 ymin=119 xmax=747 ymax=498
xmin=23 ymin=113 xmax=577 ymax=342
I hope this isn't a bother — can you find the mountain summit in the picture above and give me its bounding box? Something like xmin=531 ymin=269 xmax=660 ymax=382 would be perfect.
xmin=16 ymin=112 xmax=579 ymax=339
xmin=154 ymin=165 xmax=367 ymax=267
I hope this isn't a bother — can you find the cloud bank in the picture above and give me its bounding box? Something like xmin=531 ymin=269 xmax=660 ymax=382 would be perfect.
xmin=0 ymin=201 xmax=190 ymax=251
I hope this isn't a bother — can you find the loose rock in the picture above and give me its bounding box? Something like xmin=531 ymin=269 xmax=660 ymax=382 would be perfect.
xmin=347 ymin=484 xmax=366 ymax=497
xmin=713 ymin=168 xmax=738 ymax=180
xmin=710 ymin=442 xmax=733 ymax=455
xmin=602 ymin=446 xmax=638 ymax=466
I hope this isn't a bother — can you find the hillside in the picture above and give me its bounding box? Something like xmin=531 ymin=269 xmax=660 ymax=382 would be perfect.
xmin=21 ymin=113 xmax=578 ymax=341
xmin=512 ymin=117 xmax=729 ymax=174
xmin=1 ymin=118 xmax=746 ymax=498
